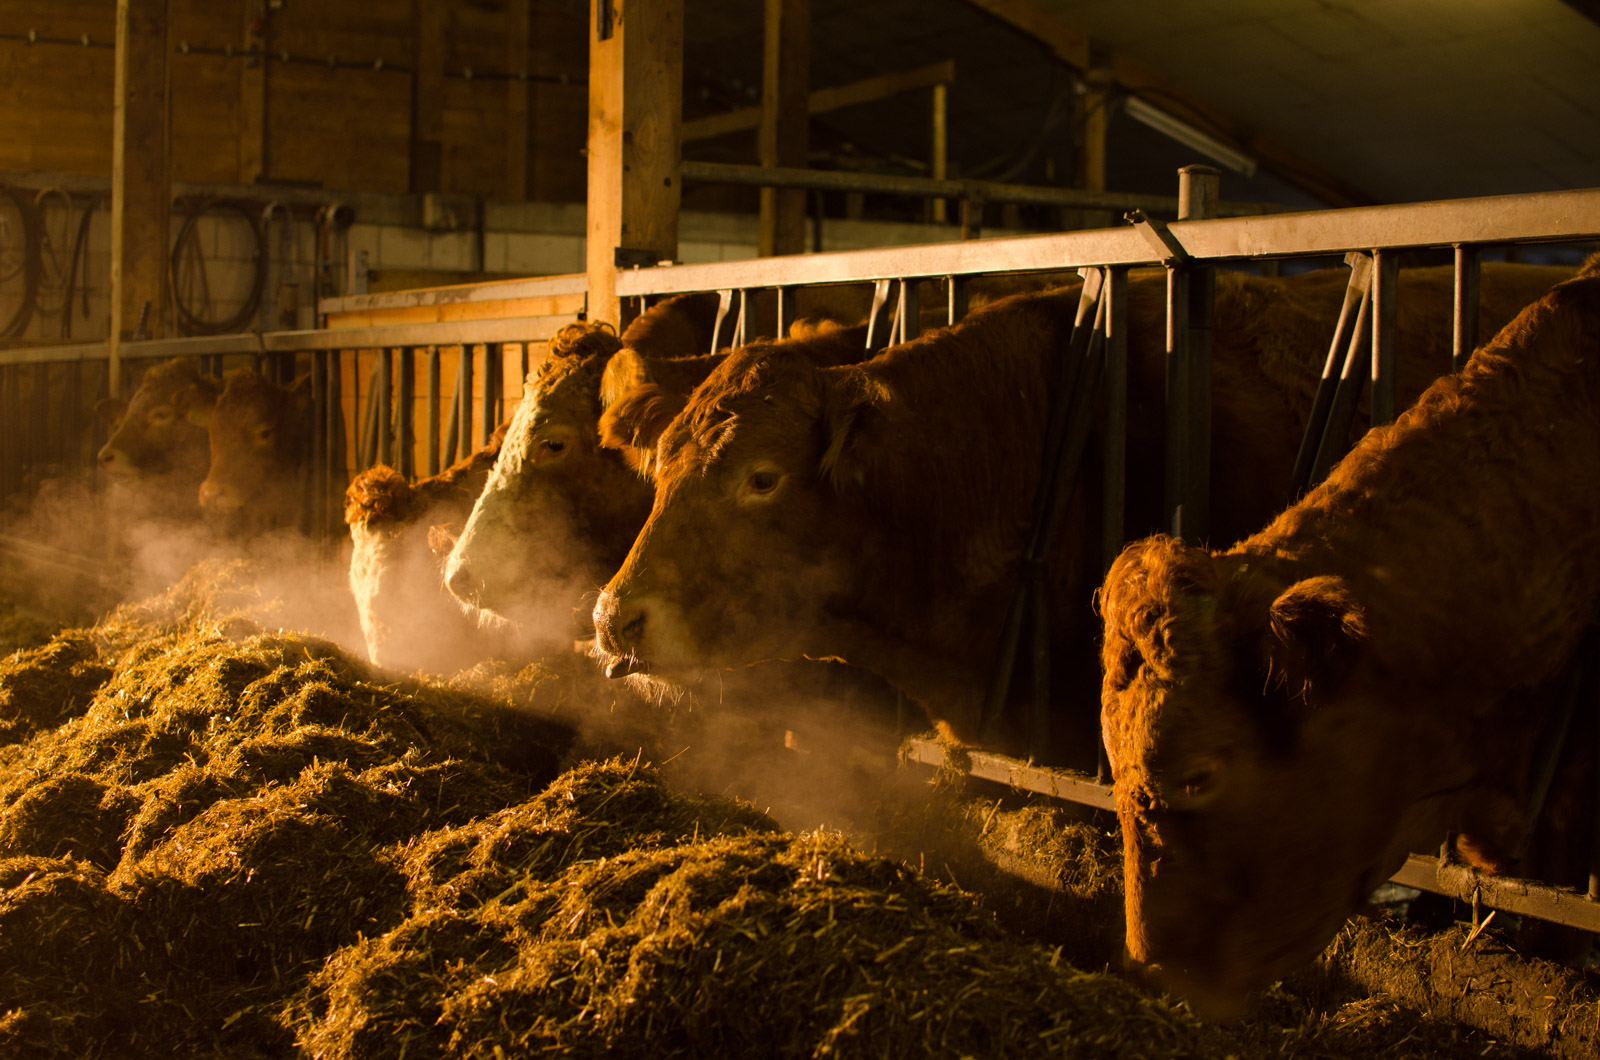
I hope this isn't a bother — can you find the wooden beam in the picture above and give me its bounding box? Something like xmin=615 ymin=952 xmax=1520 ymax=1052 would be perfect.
xmin=110 ymin=0 xmax=171 ymax=397
xmin=586 ymin=0 xmax=683 ymax=329
xmin=964 ymin=0 xmax=1371 ymax=207
xmin=410 ymin=0 xmax=446 ymax=193
xmin=239 ymin=0 xmax=268 ymax=184
xmin=683 ymin=59 xmax=956 ymax=142
xmin=758 ymin=0 xmax=809 ymax=258
xmin=505 ymin=0 xmax=532 ymax=200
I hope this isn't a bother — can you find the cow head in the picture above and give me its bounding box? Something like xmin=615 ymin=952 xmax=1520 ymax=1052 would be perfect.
xmin=1096 ymin=533 xmax=1447 ymax=1016
xmin=199 ymin=369 xmax=310 ymax=534
xmin=443 ymin=323 xmax=652 ymax=635
xmin=97 ymin=358 xmax=220 ymax=486
xmin=594 ymin=343 xmax=882 ymax=678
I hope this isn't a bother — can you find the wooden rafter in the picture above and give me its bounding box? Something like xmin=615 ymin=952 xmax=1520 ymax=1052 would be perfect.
xmin=684 ymin=59 xmax=956 ymax=142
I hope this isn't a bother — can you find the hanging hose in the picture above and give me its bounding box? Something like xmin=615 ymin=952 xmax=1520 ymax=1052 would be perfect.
xmin=60 ymin=195 xmax=100 ymax=341
xmin=0 ymin=183 xmax=42 ymax=339
xmin=170 ymin=197 xmax=267 ymax=335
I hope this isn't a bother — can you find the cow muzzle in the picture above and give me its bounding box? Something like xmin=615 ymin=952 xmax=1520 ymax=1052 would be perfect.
xmin=593 ymin=589 xmax=651 ymax=678
xmin=198 ymin=478 xmax=244 ymax=513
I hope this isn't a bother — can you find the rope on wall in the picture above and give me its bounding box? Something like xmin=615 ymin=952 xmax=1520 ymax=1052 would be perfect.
xmin=170 ymin=197 xmax=267 ymax=337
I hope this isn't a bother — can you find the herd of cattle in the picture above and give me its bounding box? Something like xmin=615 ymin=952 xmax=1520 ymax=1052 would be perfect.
xmin=87 ymin=254 xmax=1599 ymax=1016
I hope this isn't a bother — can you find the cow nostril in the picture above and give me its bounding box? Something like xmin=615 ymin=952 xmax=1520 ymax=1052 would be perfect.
xmin=97 ymin=448 xmax=116 ymax=467
xmin=446 ymin=563 xmax=478 ymax=602
xmin=621 ymin=610 xmax=646 ymax=642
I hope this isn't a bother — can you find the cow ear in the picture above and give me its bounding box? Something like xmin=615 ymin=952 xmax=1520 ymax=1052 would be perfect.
xmin=1263 ymin=575 xmax=1366 ymax=704
xmin=95 ymin=397 xmax=127 ymax=425
xmin=599 ymin=349 xmax=649 ymax=409
xmin=819 ymin=371 xmax=883 ymax=493
xmin=598 ymin=383 xmax=684 ymax=477
xmin=171 ymin=383 xmax=217 ymax=427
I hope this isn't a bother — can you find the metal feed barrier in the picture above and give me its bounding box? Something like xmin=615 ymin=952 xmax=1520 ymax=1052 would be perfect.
xmin=3 ymin=175 xmax=1600 ymax=931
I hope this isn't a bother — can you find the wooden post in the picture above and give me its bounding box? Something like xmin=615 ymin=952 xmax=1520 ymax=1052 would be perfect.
xmin=110 ymin=0 xmax=171 ymax=398
xmin=240 ymin=0 xmax=268 ymax=184
xmin=505 ymin=0 xmax=532 ymax=201
xmin=586 ymin=0 xmax=683 ymax=329
xmin=411 ymin=0 xmax=446 ymax=193
xmin=758 ymin=0 xmax=809 ymax=257
xmin=1074 ymin=65 xmax=1112 ymax=230
xmin=930 ymin=82 xmax=947 ymax=223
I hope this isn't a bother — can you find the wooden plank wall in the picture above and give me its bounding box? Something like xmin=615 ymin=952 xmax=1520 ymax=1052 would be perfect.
xmin=0 ymin=0 xmax=589 ymax=202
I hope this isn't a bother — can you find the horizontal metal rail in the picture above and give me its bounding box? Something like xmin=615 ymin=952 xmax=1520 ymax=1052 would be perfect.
xmin=616 ymin=185 xmax=1600 ymax=297
xmin=319 ymin=272 xmax=586 ymax=315
xmin=680 ymin=160 xmax=1287 ymax=218
xmin=0 ymin=314 xmax=575 ymax=366
xmin=906 ymin=737 xmax=1600 ymax=935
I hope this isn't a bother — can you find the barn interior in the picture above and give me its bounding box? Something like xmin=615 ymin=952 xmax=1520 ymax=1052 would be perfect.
xmin=2 ymin=1 xmax=1600 ymax=1057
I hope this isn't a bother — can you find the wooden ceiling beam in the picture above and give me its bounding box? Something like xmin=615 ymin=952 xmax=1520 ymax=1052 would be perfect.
xmin=964 ymin=0 xmax=1372 ymax=207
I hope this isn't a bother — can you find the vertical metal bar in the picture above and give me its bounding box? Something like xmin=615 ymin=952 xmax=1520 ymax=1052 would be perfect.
xmin=377 ymin=347 xmax=394 ymax=468
xmin=733 ymin=290 xmax=749 ymax=347
xmin=398 ymin=346 xmax=415 ymax=480
xmin=361 ymin=358 xmax=382 ymax=471
xmin=712 ymin=289 xmax=735 ymax=352
xmin=326 ymin=350 xmax=344 ymax=522
xmin=775 ymin=287 xmax=797 ymax=339
xmin=1163 ymin=266 xmax=1191 ymax=538
xmin=947 ymin=275 xmax=968 ymax=326
xmin=481 ymin=342 xmax=500 ymax=447
xmin=1178 ymin=165 xmax=1218 ymax=542
xmin=899 ymin=278 xmax=921 ymax=342
xmin=1101 ymin=266 xmax=1129 ymax=575
xmin=1371 ymin=249 xmax=1400 ymax=428
xmin=1289 ymin=253 xmax=1373 ymax=502
xmin=310 ymin=351 xmax=328 ymax=541
xmin=427 ymin=347 xmax=441 ymax=476
xmin=1309 ymin=286 xmax=1374 ymax=486
xmin=1453 ymin=244 xmax=1482 ymax=373
xmin=865 ymin=279 xmax=894 ymax=351
xmin=457 ymin=345 xmax=475 ymax=462
xmin=443 ymin=351 xmax=462 ymax=467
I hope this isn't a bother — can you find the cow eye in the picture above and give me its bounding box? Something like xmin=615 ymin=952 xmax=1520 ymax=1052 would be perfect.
xmin=1173 ymin=756 xmax=1226 ymax=806
xmin=148 ymin=406 xmax=173 ymax=425
xmin=747 ymin=470 xmax=780 ymax=494
xmin=256 ymin=426 xmax=274 ymax=443
xmin=543 ymin=439 xmax=567 ymax=454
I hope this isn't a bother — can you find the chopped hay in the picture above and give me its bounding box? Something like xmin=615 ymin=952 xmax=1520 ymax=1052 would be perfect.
xmin=0 ymin=587 xmax=1593 ymax=1058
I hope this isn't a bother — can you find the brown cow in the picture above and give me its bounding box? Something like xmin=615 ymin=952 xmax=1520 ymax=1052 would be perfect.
xmin=345 ymin=427 xmax=507 ymax=671
xmin=443 ymin=295 xmax=875 ymax=642
xmin=592 ymin=264 xmax=1570 ymax=765
xmin=1096 ymin=269 xmax=1600 ymax=1017
xmin=96 ymin=357 xmax=221 ymax=516
xmin=198 ymin=368 xmax=315 ymax=537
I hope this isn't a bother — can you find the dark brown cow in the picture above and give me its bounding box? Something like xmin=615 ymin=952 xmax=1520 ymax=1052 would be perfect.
xmin=96 ymin=358 xmax=221 ymax=516
xmin=345 ymin=427 xmax=507 ymax=671
xmin=592 ymin=264 xmax=1570 ymax=764
xmin=198 ymin=368 xmax=315 ymax=536
xmin=1096 ymin=267 xmax=1600 ymax=1017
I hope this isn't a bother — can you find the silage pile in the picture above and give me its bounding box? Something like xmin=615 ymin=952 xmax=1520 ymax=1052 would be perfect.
xmin=0 ymin=588 xmax=1585 ymax=1059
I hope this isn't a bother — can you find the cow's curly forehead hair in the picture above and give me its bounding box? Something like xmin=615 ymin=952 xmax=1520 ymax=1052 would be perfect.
xmin=527 ymin=321 xmax=624 ymax=407
xmin=217 ymin=368 xmax=286 ymax=413
xmin=663 ymin=343 xmax=823 ymax=455
xmin=1098 ymin=534 xmax=1237 ymax=698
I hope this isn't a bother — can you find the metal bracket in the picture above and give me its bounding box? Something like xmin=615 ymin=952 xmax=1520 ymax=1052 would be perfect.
xmin=613 ymin=246 xmax=664 ymax=269
xmin=1124 ymin=209 xmax=1189 ymax=265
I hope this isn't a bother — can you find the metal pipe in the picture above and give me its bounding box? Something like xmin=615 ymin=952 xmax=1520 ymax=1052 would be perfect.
xmin=1179 ymin=165 xmax=1218 ymax=542
xmin=1453 ymin=244 xmax=1481 ymax=373
xmin=865 ymin=279 xmax=894 ymax=352
xmin=1308 ymin=286 xmax=1374 ymax=486
xmin=377 ymin=347 xmax=393 ymax=468
xmin=481 ymin=342 xmax=500 ymax=448
xmin=310 ymin=351 xmax=328 ymax=540
xmin=946 ymin=275 xmax=968 ymax=326
xmin=1163 ymin=265 xmax=1191 ymax=538
xmin=397 ymin=346 xmax=415 ymax=479
xmin=426 ymin=346 xmax=441 ymax=476
xmin=681 ymin=160 xmax=1285 ymax=218
xmin=360 ymin=358 xmax=381 ymax=471
xmin=1101 ymin=266 xmax=1129 ymax=575
xmin=457 ymin=345 xmax=475 ymax=463
xmin=1371 ymin=249 xmax=1400 ymax=427
xmin=1289 ymin=253 xmax=1372 ymax=502
xmin=897 ymin=278 xmax=920 ymax=343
